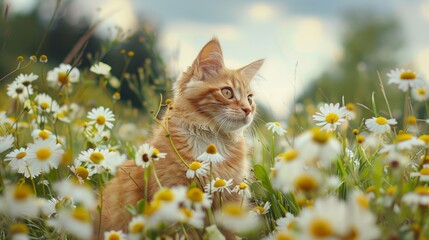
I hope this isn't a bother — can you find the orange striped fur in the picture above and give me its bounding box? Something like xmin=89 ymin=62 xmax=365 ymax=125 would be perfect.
xmin=95 ymin=38 xmax=264 ymax=236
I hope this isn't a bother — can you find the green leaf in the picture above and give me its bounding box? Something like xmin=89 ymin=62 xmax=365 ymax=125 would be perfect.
xmin=253 ymin=164 xmax=273 ymax=192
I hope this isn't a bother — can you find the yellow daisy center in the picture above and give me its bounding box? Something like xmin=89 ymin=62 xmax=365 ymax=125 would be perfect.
xmin=143 ymin=201 xmax=161 ymax=216
xmin=253 ymin=206 xmax=265 ymax=214
xmin=356 ymin=135 xmax=365 ymax=144
xmin=277 ymin=149 xmax=299 ymax=162
xmin=206 ymin=144 xmax=217 ymax=154
xmin=76 ymin=166 xmax=89 ymax=180
xmin=415 ymin=186 xmax=429 ymax=195
xmin=276 ymin=232 xmax=294 ymax=240
xmin=72 ymin=207 xmax=91 ymax=222
xmin=356 ymin=195 xmax=369 ymax=208
xmin=375 ymin=117 xmax=387 ymax=125
xmin=325 ymin=113 xmax=339 ymax=124
xmin=400 ymin=71 xmax=416 ymax=80
xmin=239 ymin=182 xmax=248 ymax=190
xmin=152 ymin=148 xmax=160 ymax=158
xmin=312 ymin=128 xmax=329 ymax=144
xmin=310 ymin=218 xmax=333 ymax=237
xmin=187 ymin=188 xmax=204 ymax=202
xmin=10 ymin=223 xmax=29 ymax=234
xmin=96 ymin=115 xmax=106 ymax=125
xmin=386 ymin=186 xmax=397 ymax=196
xmin=15 ymin=88 xmax=24 ymax=94
xmin=419 ymin=135 xmax=429 ymax=144
xmin=142 ymin=153 xmax=150 ymax=162
xmin=16 ymin=152 xmax=27 ymax=159
xmin=396 ymin=133 xmax=413 ymax=142
xmin=181 ymin=208 xmax=193 ymax=218
xmin=40 ymin=102 xmax=50 ymax=110
xmin=343 ymin=228 xmax=358 ymax=240
xmin=107 ymin=233 xmax=121 ymax=240
xmin=58 ymin=72 xmax=70 ymax=85
xmin=90 ymin=152 xmax=104 ymax=164
xmin=274 ymin=122 xmax=281 ymax=127
xmin=418 ymin=87 xmax=426 ymax=95
xmin=214 ymin=179 xmax=227 ymax=188
xmin=154 ymin=188 xmax=174 ymax=202
xmin=223 ymin=204 xmax=245 ymax=216
xmin=36 ymin=148 xmax=52 ymax=161
xmin=38 ymin=130 xmax=50 ymax=140
xmin=294 ymin=174 xmax=318 ymax=192
xmin=419 ymin=168 xmax=429 ymax=175
xmin=407 ymin=116 xmax=417 ymax=125
xmin=14 ymin=184 xmax=33 ymax=200
xmin=57 ymin=112 xmax=66 ymax=119
xmin=189 ymin=162 xmax=202 ymax=171
xmin=130 ymin=222 xmax=144 ymax=233
xmin=346 ymin=103 xmax=355 ymax=111
xmin=365 ymin=186 xmax=376 ymax=194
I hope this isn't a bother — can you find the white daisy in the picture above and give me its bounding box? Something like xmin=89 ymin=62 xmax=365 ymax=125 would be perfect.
xmin=298 ymin=196 xmax=348 ymax=239
xmin=36 ymin=197 xmax=56 ymax=217
xmin=15 ymin=73 xmax=38 ymax=86
xmin=4 ymin=147 xmax=35 ymax=178
xmin=252 ymin=201 xmax=271 ymax=215
xmin=47 ymin=63 xmax=80 ymax=88
xmin=69 ymin=165 xmax=92 ymax=183
xmin=365 ymin=116 xmax=397 ymax=134
xmin=1 ymin=184 xmax=39 ymax=218
xmin=232 ymin=182 xmax=252 ymax=199
xmin=151 ymin=147 xmax=166 ymax=161
xmin=8 ymin=222 xmax=30 ymax=240
xmin=186 ymin=161 xmax=209 ymax=179
xmin=276 ymin=212 xmax=297 ymax=232
xmin=26 ymin=138 xmax=64 ymax=174
xmin=402 ymin=186 xmax=429 ymax=208
xmin=265 ymin=122 xmax=287 ymax=136
xmin=153 ymin=187 xmax=186 ymax=206
xmin=7 ymin=81 xmax=32 ymax=102
xmin=379 ymin=132 xmax=424 ymax=153
xmin=87 ymin=106 xmax=115 ymax=131
xmin=215 ymin=203 xmax=260 ymax=234
xmin=294 ymin=128 xmax=341 ymax=168
xmin=185 ymin=187 xmax=212 ymax=209
xmin=346 ymin=192 xmax=381 ymax=240
xmin=77 ymin=148 xmax=117 ymax=174
xmin=135 ymin=143 xmax=154 ymax=168
xmin=180 ymin=207 xmax=205 ymax=228
xmin=104 ymin=230 xmax=127 ymax=240
xmin=345 ymin=102 xmax=357 ymax=120
xmin=128 ymin=215 xmax=146 ymax=238
xmin=384 ymin=151 xmax=410 ymax=169
xmin=90 ymin=62 xmax=112 ymax=76
xmin=410 ymin=167 xmax=429 ymax=182
xmin=52 ymin=180 xmax=96 ymax=209
xmin=387 ymin=68 xmax=425 ymax=92
xmin=46 ymin=207 xmax=92 ymax=240
xmin=0 ymin=134 xmax=15 ymax=154
xmin=0 ymin=111 xmax=13 ymax=127
xmin=197 ymin=144 xmax=225 ymax=164
xmin=205 ymin=177 xmax=233 ymax=194
xmin=273 ymin=161 xmax=322 ymax=194
xmin=31 ymin=129 xmax=56 ymax=141
xmin=412 ymin=85 xmax=429 ymax=102
xmin=313 ymin=103 xmax=349 ymax=132
xmin=34 ymin=93 xmax=60 ymax=114
xmin=142 ymin=200 xmax=183 ymax=229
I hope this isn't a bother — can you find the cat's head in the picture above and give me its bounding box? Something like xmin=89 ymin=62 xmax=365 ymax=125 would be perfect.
xmin=174 ymin=38 xmax=263 ymax=132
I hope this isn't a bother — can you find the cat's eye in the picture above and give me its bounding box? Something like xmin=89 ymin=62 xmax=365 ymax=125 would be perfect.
xmin=247 ymin=94 xmax=253 ymax=104
xmin=221 ymin=87 xmax=234 ymax=99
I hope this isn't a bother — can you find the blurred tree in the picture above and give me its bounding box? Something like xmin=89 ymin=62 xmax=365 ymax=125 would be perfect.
xmin=295 ymin=11 xmax=405 ymax=129
xmin=0 ymin=2 xmax=172 ymax=112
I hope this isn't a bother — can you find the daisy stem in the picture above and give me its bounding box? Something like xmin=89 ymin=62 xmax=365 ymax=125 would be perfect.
xmin=28 ymin=166 xmax=37 ymax=196
xmin=219 ymin=191 xmax=223 ymax=208
xmin=97 ymin=174 xmax=104 ymax=240
xmin=240 ymin=194 xmax=245 ymax=207
xmin=151 ymin=159 xmax=162 ymax=188
xmin=403 ymin=90 xmax=410 ymax=130
xmin=271 ymin=135 xmax=275 ymax=167
xmin=41 ymin=173 xmax=46 ymax=196
xmin=209 ymin=162 xmax=213 ymax=194
xmin=181 ymin=224 xmax=190 ymax=240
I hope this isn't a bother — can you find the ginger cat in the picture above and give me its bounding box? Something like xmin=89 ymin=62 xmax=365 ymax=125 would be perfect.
xmin=97 ymin=38 xmax=264 ymax=235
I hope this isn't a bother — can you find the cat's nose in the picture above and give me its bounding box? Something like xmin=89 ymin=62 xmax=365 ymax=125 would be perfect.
xmin=242 ymin=108 xmax=251 ymax=116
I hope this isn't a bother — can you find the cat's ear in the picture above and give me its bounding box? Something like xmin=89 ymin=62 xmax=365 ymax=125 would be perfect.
xmin=192 ymin=38 xmax=224 ymax=80
xmin=239 ymin=59 xmax=264 ymax=81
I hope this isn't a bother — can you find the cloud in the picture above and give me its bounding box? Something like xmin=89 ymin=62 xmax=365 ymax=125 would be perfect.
xmin=246 ymin=2 xmax=279 ymax=22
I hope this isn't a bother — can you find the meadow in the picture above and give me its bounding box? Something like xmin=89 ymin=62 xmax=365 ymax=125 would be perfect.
xmin=1 ymin=6 xmax=429 ymax=240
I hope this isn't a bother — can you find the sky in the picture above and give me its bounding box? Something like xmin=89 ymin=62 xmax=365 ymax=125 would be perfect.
xmin=6 ymin=0 xmax=429 ymax=119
